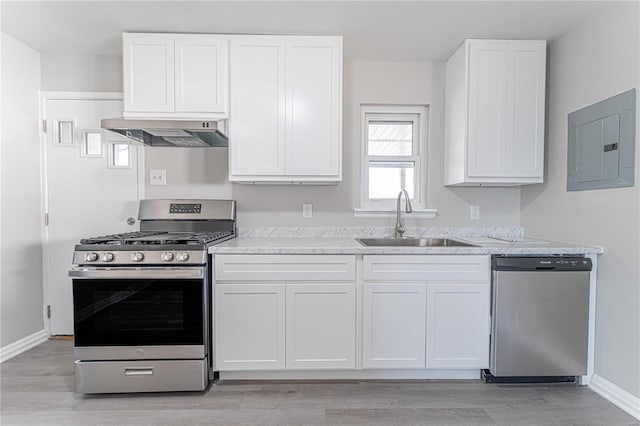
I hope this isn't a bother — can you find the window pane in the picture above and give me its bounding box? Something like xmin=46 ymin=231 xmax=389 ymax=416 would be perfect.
xmin=368 ymin=121 xmax=413 ymax=156
xmin=368 ymin=161 xmax=415 ymax=199
xmin=111 ymin=143 xmax=130 ymax=167
xmin=83 ymin=132 xmax=103 ymax=156
xmin=57 ymin=120 xmax=74 ymax=145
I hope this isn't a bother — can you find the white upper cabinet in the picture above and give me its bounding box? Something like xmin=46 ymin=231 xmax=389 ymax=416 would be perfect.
xmin=506 ymin=41 xmax=547 ymax=178
xmin=123 ymin=34 xmax=175 ymax=114
xmin=175 ymin=35 xmax=228 ymax=114
xmin=123 ymin=33 xmax=228 ymax=119
xmin=229 ymin=36 xmax=343 ymax=184
xmin=445 ymin=39 xmax=546 ymax=186
xmin=229 ymin=37 xmax=286 ymax=176
xmin=285 ymin=38 xmax=341 ymax=177
xmin=467 ymin=40 xmax=508 ymax=178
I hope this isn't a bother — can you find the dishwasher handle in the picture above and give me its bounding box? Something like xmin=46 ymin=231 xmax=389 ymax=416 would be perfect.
xmin=492 ymin=256 xmax=592 ymax=272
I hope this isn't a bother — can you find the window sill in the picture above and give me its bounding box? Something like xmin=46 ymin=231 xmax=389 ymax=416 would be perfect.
xmin=353 ymin=208 xmax=438 ymax=219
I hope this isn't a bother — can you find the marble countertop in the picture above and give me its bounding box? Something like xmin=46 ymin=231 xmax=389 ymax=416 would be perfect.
xmin=209 ymin=233 xmax=603 ymax=255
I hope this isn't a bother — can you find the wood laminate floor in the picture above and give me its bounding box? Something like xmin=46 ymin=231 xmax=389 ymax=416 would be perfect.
xmin=1 ymin=341 xmax=637 ymax=425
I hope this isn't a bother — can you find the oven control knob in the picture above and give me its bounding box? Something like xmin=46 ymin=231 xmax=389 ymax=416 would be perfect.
xmin=176 ymin=252 xmax=190 ymax=262
xmin=161 ymin=251 xmax=174 ymax=262
xmin=85 ymin=252 xmax=99 ymax=262
xmin=100 ymin=252 xmax=114 ymax=262
xmin=131 ymin=252 xmax=144 ymax=262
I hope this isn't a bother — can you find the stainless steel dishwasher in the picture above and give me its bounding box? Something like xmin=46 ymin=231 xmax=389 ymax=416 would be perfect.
xmin=487 ymin=256 xmax=592 ymax=382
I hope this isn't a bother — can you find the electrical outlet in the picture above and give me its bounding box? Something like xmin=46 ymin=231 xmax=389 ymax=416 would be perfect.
xmin=302 ymin=203 xmax=313 ymax=219
xmin=150 ymin=169 xmax=167 ymax=186
xmin=470 ymin=205 xmax=480 ymax=220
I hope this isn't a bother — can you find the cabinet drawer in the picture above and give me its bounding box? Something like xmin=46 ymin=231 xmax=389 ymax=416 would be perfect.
xmin=214 ymin=255 xmax=356 ymax=281
xmin=363 ymin=255 xmax=489 ymax=282
xmin=74 ymin=359 xmax=207 ymax=394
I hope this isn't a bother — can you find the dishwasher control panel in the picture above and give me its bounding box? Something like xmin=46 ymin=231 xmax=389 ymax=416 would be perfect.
xmin=492 ymin=256 xmax=592 ymax=271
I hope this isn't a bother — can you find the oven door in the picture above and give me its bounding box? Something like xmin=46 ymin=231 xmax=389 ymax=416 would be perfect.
xmin=70 ymin=267 xmax=208 ymax=360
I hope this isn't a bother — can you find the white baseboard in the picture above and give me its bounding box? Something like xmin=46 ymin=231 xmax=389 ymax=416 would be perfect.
xmin=219 ymin=369 xmax=480 ymax=381
xmin=0 ymin=329 xmax=49 ymax=363
xmin=589 ymin=373 xmax=640 ymax=420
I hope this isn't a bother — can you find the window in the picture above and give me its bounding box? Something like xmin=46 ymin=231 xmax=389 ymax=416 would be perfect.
xmin=108 ymin=142 xmax=131 ymax=169
xmin=360 ymin=105 xmax=428 ymax=210
xmin=53 ymin=118 xmax=77 ymax=146
xmin=81 ymin=130 xmax=104 ymax=158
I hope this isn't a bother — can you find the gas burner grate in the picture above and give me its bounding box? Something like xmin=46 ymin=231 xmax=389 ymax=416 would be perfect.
xmin=155 ymin=231 xmax=234 ymax=245
xmin=80 ymin=230 xmax=234 ymax=246
xmin=80 ymin=231 xmax=167 ymax=245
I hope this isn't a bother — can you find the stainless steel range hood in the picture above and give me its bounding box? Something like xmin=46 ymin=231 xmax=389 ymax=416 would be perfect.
xmin=101 ymin=118 xmax=228 ymax=147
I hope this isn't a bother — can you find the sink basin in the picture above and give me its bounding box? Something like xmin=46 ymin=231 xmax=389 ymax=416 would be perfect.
xmin=357 ymin=237 xmax=477 ymax=247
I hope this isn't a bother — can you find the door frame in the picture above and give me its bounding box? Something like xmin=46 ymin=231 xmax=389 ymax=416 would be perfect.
xmin=38 ymin=91 xmax=145 ymax=335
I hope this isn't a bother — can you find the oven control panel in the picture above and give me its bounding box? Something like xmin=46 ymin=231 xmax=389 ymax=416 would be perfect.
xmin=169 ymin=203 xmax=202 ymax=214
xmin=73 ymin=250 xmax=205 ymax=266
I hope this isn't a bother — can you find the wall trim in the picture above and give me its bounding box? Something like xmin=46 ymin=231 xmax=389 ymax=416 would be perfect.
xmin=589 ymin=373 xmax=640 ymax=420
xmin=0 ymin=329 xmax=49 ymax=363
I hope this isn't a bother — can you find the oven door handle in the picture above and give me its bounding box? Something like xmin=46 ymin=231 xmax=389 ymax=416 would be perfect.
xmin=69 ymin=267 xmax=205 ymax=280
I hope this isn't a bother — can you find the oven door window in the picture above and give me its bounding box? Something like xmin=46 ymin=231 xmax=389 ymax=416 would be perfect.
xmin=73 ymin=279 xmax=204 ymax=346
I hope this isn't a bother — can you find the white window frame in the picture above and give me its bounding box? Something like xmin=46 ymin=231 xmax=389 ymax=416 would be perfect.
xmin=52 ymin=117 xmax=78 ymax=147
xmin=359 ymin=105 xmax=429 ymax=212
xmin=107 ymin=141 xmax=132 ymax=169
xmin=80 ymin=129 xmax=104 ymax=158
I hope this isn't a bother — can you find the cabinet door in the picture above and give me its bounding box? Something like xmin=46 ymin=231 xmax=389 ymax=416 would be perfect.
xmin=426 ymin=283 xmax=490 ymax=368
xmin=285 ymin=37 xmax=342 ymax=177
xmin=175 ymin=35 xmax=228 ymax=113
xmin=215 ymin=284 xmax=285 ymax=370
xmin=467 ymin=40 xmax=508 ymax=178
xmin=505 ymin=41 xmax=546 ymax=179
xmin=286 ymin=284 xmax=355 ymax=369
xmin=123 ymin=34 xmax=174 ymax=113
xmin=363 ymin=284 xmax=427 ymax=369
xmin=229 ymin=37 xmax=286 ymax=176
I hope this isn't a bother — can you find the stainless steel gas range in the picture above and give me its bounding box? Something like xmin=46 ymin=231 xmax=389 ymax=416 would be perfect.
xmin=69 ymin=199 xmax=236 ymax=394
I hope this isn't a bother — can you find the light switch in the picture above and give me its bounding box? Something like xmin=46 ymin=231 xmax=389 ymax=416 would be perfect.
xmin=150 ymin=169 xmax=167 ymax=186
xmin=302 ymin=203 xmax=313 ymax=219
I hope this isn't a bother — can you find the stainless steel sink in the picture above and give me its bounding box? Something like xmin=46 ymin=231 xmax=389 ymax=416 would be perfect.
xmin=357 ymin=237 xmax=477 ymax=247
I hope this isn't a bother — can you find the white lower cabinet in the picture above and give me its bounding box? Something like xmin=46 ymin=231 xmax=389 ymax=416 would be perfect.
xmin=426 ymin=283 xmax=490 ymax=369
xmin=214 ymin=255 xmax=356 ymax=371
xmin=362 ymin=284 xmax=427 ymax=369
xmin=214 ymin=254 xmax=490 ymax=374
xmin=215 ymin=284 xmax=285 ymax=370
xmin=362 ymin=255 xmax=490 ymax=371
xmin=286 ymin=284 xmax=356 ymax=369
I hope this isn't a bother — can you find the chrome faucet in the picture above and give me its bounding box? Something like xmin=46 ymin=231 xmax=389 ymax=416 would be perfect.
xmin=394 ymin=189 xmax=413 ymax=238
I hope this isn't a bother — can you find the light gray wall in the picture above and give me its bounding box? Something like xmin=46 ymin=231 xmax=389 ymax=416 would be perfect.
xmin=520 ymin=4 xmax=640 ymax=398
xmin=145 ymin=60 xmax=521 ymax=228
xmin=1 ymin=33 xmax=44 ymax=347
xmin=40 ymin=53 xmax=122 ymax=92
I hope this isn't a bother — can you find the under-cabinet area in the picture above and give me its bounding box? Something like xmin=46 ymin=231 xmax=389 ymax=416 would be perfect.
xmin=213 ymin=254 xmax=490 ymax=377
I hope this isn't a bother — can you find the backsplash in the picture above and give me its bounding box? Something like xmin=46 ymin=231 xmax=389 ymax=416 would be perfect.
xmin=237 ymin=226 xmax=525 ymax=238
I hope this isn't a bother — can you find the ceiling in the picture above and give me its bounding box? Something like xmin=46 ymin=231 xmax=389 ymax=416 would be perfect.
xmin=0 ymin=1 xmax=621 ymax=61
